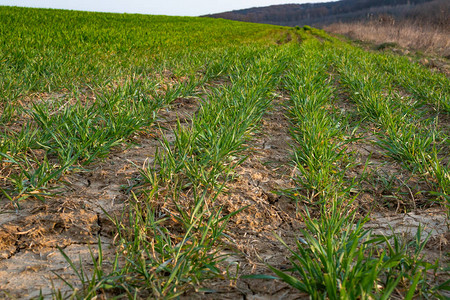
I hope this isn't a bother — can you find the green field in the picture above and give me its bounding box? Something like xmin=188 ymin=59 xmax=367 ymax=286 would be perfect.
xmin=0 ymin=6 xmax=449 ymax=299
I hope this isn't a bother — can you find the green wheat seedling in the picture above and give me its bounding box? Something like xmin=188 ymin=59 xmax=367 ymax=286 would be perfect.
xmin=151 ymin=75 xmax=202 ymax=106
xmin=142 ymin=47 xmax=288 ymax=190
xmin=123 ymin=46 xmax=293 ymax=296
xmin=54 ymin=183 xmax=242 ymax=299
xmin=282 ymin=42 xmax=356 ymax=202
xmin=261 ymin=35 xmax=441 ymax=299
xmin=0 ymin=68 xmax=26 ymax=123
xmin=2 ymin=6 xmax=448 ymax=299
xmin=0 ymin=152 xmax=76 ymax=207
xmin=109 ymin=185 xmax=242 ymax=298
xmin=378 ymin=126 xmax=449 ymax=194
xmin=264 ymin=196 xmax=436 ymax=299
xmin=147 ymin=122 xmax=218 ymax=189
xmin=335 ymin=45 xmax=449 ymax=197
xmin=53 ymin=238 xmax=122 ymax=300
xmin=371 ymin=53 xmax=450 ymax=113
xmin=0 ymin=5 xmax=289 ymax=203
xmin=333 ymin=40 xmax=449 ymax=114
xmin=0 ymin=123 xmax=41 ymax=156
xmin=1 ymin=6 xmax=284 ymax=98
xmin=0 ymin=75 xmax=205 ymax=202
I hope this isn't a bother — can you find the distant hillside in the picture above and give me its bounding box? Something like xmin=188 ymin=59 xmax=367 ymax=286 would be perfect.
xmin=205 ymin=0 xmax=444 ymax=27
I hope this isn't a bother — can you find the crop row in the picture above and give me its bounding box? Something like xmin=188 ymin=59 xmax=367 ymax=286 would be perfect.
xmin=335 ymin=45 xmax=449 ymax=197
xmin=45 ymin=28 xmax=450 ymax=299
xmin=0 ymin=6 xmax=284 ymax=124
xmin=266 ymin=36 xmax=445 ymax=299
xmin=0 ymin=76 xmax=207 ymax=207
xmin=55 ymin=44 xmax=294 ymax=298
xmin=1 ymin=8 xmax=448 ymax=297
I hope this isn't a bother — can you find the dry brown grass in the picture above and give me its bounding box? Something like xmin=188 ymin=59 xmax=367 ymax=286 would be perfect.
xmin=325 ymin=20 xmax=450 ymax=57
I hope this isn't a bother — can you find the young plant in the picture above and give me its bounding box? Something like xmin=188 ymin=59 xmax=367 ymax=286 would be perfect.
xmin=266 ymin=197 xmax=435 ymax=299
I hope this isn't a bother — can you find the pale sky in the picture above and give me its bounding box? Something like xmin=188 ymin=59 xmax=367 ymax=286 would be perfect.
xmin=0 ymin=0 xmax=335 ymax=16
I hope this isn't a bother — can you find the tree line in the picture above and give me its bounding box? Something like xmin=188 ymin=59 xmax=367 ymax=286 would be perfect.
xmin=205 ymin=0 xmax=448 ymax=29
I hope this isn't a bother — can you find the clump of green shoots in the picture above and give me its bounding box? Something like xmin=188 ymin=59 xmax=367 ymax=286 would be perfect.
xmin=143 ymin=48 xmax=288 ymax=190
xmin=55 ymin=183 xmax=243 ymax=299
xmin=268 ymin=196 xmax=437 ymax=299
xmin=336 ymin=47 xmax=449 ymax=197
xmin=264 ymin=36 xmax=442 ymax=299
xmin=283 ymin=41 xmax=356 ymax=202
xmin=0 ymin=76 xmax=202 ymax=206
xmin=112 ymin=185 xmax=241 ymax=298
xmin=54 ymin=44 xmax=295 ymax=298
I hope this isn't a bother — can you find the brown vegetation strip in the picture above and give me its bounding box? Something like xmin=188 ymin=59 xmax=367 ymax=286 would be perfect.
xmin=325 ymin=20 xmax=450 ymax=57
